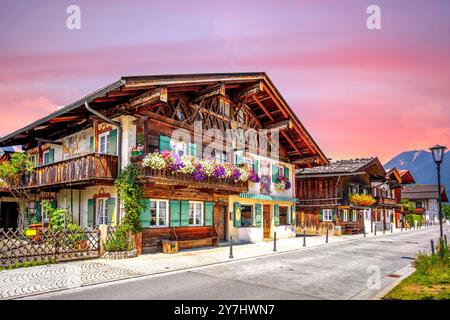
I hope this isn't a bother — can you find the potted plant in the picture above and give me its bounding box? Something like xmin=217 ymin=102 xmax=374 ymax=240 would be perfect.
xmin=274 ymin=175 xmax=291 ymax=191
xmin=130 ymin=144 xmax=144 ymax=157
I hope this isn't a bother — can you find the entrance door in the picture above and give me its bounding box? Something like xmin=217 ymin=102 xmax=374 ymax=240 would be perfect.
xmin=214 ymin=204 xmax=227 ymax=242
xmin=263 ymin=204 xmax=272 ymax=239
xmin=0 ymin=202 xmax=19 ymax=229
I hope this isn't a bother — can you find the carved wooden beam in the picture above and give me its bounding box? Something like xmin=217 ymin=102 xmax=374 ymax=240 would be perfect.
xmin=235 ymin=81 xmax=264 ymax=101
xmin=129 ymin=86 xmax=168 ymax=108
xmin=291 ymin=155 xmax=322 ymax=165
xmin=280 ymin=130 xmax=302 ymax=156
xmin=193 ymin=83 xmax=225 ymax=103
xmin=266 ymin=119 xmax=292 ymax=130
xmin=34 ymin=138 xmax=63 ymax=146
xmin=252 ymin=94 xmax=275 ymax=122
xmin=262 ymin=83 xmax=289 ymax=118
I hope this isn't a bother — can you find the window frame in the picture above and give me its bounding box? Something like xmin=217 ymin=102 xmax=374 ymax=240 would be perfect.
xmin=98 ymin=132 xmax=110 ymax=154
xmin=240 ymin=203 xmax=255 ymax=227
xmin=342 ymin=209 xmax=349 ymax=222
xmin=352 ymin=210 xmax=358 ymax=222
xmin=170 ymin=139 xmax=188 ymax=157
xmin=42 ymin=150 xmax=51 ymax=165
xmin=96 ymin=197 xmax=108 ymax=225
xmin=189 ymin=201 xmax=203 ymax=226
xmin=149 ymin=199 xmax=169 ymax=227
xmin=279 ymin=205 xmax=290 ymax=225
xmin=323 ymin=209 xmax=333 ymax=222
xmin=30 ymin=154 xmax=38 ymax=167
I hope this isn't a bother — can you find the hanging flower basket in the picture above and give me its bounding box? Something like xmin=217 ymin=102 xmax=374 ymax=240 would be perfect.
xmin=130 ymin=145 xmax=144 ymax=157
xmin=274 ymin=175 xmax=291 ymax=190
xmin=349 ymin=193 xmax=376 ymax=207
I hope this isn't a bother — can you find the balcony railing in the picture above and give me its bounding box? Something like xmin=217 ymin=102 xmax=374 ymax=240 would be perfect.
xmin=25 ymin=153 xmax=118 ymax=188
xmin=133 ymin=160 xmax=248 ymax=193
xmin=374 ymin=196 xmax=397 ymax=206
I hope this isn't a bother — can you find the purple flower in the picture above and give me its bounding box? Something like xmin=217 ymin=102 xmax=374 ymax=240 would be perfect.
xmin=213 ymin=165 xmax=226 ymax=179
xmin=231 ymin=168 xmax=241 ymax=181
xmin=285 ymin=181 xmax=291 ymax=190
xmin=249 ymin=169 xmax=260 ymax=183
xmin=192 ymin=164 xmax=206 ymax=181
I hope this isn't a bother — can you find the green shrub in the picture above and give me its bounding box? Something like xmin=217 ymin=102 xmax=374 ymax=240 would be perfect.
xmin=405 ymin=214 xmax=423 ymax=226
xmin=104 ymin=226 xmax=130 ymax=252
xmin=0 ymin=259 xmax=56 ymax=271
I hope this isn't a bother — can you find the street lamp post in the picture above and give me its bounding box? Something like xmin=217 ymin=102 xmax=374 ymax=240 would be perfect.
xmin=429 ymin=145 xmax=447 ymax=241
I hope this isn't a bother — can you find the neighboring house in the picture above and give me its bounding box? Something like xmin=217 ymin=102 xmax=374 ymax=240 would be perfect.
xmin=0 ymin=73 xmax=328 ymax=252
xmin=296 ymin=158 xmax=386 ymax=235
xmin=401 ymin=185 xmax=449 ymax=223
xmin=385 ymin=168 xmax=416 ymax=228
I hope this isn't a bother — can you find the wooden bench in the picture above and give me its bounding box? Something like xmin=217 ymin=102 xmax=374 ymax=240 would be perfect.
xmin=173 ymin=226 xmax=219 ymax=250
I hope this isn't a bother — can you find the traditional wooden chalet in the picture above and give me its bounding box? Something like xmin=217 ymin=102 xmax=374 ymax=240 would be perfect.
xmin=385 ymin=168 xmax=415 ymax=228
xmin=402 ymin=185 xmax=448 ymax=223
xmin=296 ymin=158 xmax=386 ymax=235
xmin=0 ymin=72 xmax=327 ymax=253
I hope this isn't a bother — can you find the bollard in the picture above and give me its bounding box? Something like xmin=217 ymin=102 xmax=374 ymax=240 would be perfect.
xmin=401 ymin=222 xmax=403 ymax=232
xmin=383 ymin=223 xmax=385 ymax=234
xmin=374 ymin=224 xmax=377 ymax=236
xmin=303 ymin=228 xmax=306 ymax=247
xmin=326 ymin=228 xmax=329 ymax=243
xmin=430 ymin=239 xmax=435 ymax=255
xmin=364 ymin=227 xmax=366 ymax=237
xmin=229 ymin=236 xmax=234 ymax=259
xmin=273 ymin=231 xmax=277 ymax=252
xmin=390 ymin=224 xmax=393 ymax=233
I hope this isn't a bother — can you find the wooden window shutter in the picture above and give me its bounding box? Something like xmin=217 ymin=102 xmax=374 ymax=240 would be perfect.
xmin=255 ymin=203 xmax=262 ymax=227
xmin=87 ymin=199 xmax=95 ymax=227
xmin=318 ymin=209 xmax=323 ymax=222
xmin=169 ymin=200 xmax=181 ymax=227
xmin=109 ymin=129 xmax=118 ymax=155
xmin=35 ymin=201 xmax=41 ymax=220
xmin=189 ymin=143 xmax=197 ymax=157
xmin=180 ymin=200 xmax=190 ymax=226
xmin=106 ymin=198 xmax=116 ymax=225
xmin=159 ymin=135 xmax=171 ymax=152
xmin=291 ymin=205 xmax=296 ymax=225
xmin=204 ymin=202 xmax=213 ymax=226
xmin=89 ymin=136 xmax=94 ymax=153
xmin=274 ymin=204 xmax=280 ymax=226
xmin=140 ymin=199 xmax=150 ymax=228
xmin=272 ymin=164 xmax=278 ymax=182
xmin=50 ymin=199 xmax=57 ymax=209
xmin=253 ymin=159 xmax=259 ymax=175
xmin=48 ymin=148 xmax=55 ymax=164
xmin=233 ymin=202 xmax=241 ymax=228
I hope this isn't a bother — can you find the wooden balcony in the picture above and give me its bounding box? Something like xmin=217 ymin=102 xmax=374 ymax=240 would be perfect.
xmin=374 ymin=196 xmax=397 ymax=206
xmin=133 ymin=159 xmax=248 ymax=194
xmin=25 ymin=153 xmax=118 ymax=189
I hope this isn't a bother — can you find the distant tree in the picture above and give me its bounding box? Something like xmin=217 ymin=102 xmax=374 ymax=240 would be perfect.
xmin=400 ymin=199 xmax=415 ymax=214
xmin=0 ymin=153 xmax=34 ymax=228
xmin=443 ymin=204 xmax=450 ymax=220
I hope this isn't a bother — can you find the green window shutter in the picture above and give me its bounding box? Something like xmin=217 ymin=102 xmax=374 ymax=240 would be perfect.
xmin=253 ymin=159 xmax=259 ymax=175
xmin=89 ymin=136 xmax=94 ymax=153
xmin=87 ymin=199 xmax=95 ymax=227
xmin=189 ymin=143 xmax=197 ymax=157
xmin=291 ymin=205 xmax=296 ymax=225
xmin=285 ymin=167 xmax=290 ymax=181
xmin=255 ymin=203 xmax=262 ymax=227
xmin=204 ymin=202 xmax=213 ymax=226
xmin=48 ymin=148 xmax=55 ymax=164
xmin=169 ymin=200 xmax=181 ymax=227
xmin=332 ymin=209 xmax=337 ymax=222
xmin=35 ymin=201 xmax=41 ymax=220
xmin=272 ymin=164 xmax=278 ymax=182
xmin=274 ymin=204 xmax=280 ymax=226
xmin=233 ymin=202 xmax=241 ymax=228
xmin=50 ymin=199 xmax=57 ymax=209
xmin=140 ymin=198 xmax=150 ymax=228
xmin=109 ymin=129 xmax=118 ymax=155
xmin=159 ymin=135 xmax=171 ymax=152
xmin=180 ymin=200 xmax=190 ymax=226
xmin=318 ymin=209 xmax=323 ymax=222
xmin=106 ymin=198 xmax=116 ymax=225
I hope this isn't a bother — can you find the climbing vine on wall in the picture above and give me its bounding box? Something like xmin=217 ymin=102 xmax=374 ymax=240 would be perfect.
xmin=114 ymin=164 xmax=144 ymax=234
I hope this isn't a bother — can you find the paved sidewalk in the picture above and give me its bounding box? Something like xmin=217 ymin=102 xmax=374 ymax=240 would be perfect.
xmin=0 ymin=226 xmax=436 ymax=299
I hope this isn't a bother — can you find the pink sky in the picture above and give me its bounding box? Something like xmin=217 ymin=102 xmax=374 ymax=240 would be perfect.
xmin=1 ymin=0 xmax=449 ymax=163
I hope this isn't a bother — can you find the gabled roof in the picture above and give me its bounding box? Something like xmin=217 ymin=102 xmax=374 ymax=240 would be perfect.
xmin=296 ymin=157 xmax=386 ymax=179
xmin=386 ymin=167 xmax=402 ymax=184
xmin=402 ymin=185 xmax=448 ymax=202
xmin=399 ymin=170 xmax=416 ymax=184
xmin=0 ymin=72 xmax=328 ymax=168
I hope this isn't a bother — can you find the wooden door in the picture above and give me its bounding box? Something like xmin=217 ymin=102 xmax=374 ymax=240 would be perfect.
xmin=263 ymin=204 xmax=271 ymax=239
xmin=214 ymin=204 xmax=227 ymax=242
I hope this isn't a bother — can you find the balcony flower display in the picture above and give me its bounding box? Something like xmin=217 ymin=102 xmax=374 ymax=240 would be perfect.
xmin=274 ymin=175 xmax=291 ymax=190
xmin=130 ymin=145 xmax=144 ymax=157
xmin=349 ymin=193 xmax=376 ymax=207
xmin=141 ymin=151 xmax=259 ymax=184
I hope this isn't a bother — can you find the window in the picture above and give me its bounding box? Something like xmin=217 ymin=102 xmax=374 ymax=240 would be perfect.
xmin=224 ymin=101 xmax=230 ymax=117
xmin=96 ymin=198 xmax=108 ymax=225
xmin=189 ymin=201 xmax=203 ymax=226
xmin=28 ymin=201 xmax=36 ymax=216
xmin=43 ymin=150 xmax=51 ymax=165
xmin=99 ymin=132 xmax=110 ymax=154
xmin=171 ymin=139 xmax=188 ymax=157
xmin=352 ymin=210 xmax=358 ymax=222
xmin=279 ymin=206 xmax=289 ymax=225
xmin=149 ymin=200 xmax=168 ymax=226
xmin=323 ymin=209 xmax=333 ymax=221
xmin=415 ymin=201 xmax=423 ymax=209
xmin=241 ymin=204 xmax=254 ymax=227
xmin=215 ymin=151 xmax=227 ymax=164
xmin=342 ymin=209 xmax=349 ymax=222
xmin=31 ymin=155 xmax=38 ymax=167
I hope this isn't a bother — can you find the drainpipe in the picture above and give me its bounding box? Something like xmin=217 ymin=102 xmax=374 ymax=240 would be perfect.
xmin=84 ymin=101 xmax=122 ymax=224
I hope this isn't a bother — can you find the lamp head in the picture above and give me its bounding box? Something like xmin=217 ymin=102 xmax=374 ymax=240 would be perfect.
xmin=429 ymin=145 xmax=447 ymax=165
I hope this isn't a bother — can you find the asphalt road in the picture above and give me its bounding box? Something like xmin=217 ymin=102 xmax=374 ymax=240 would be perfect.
xmin=26 ymin=227 xmax=441 ymax=300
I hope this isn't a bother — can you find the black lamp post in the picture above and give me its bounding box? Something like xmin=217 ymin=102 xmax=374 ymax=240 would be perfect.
xmin=429 ymin=145 xmax=447 ymax=240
